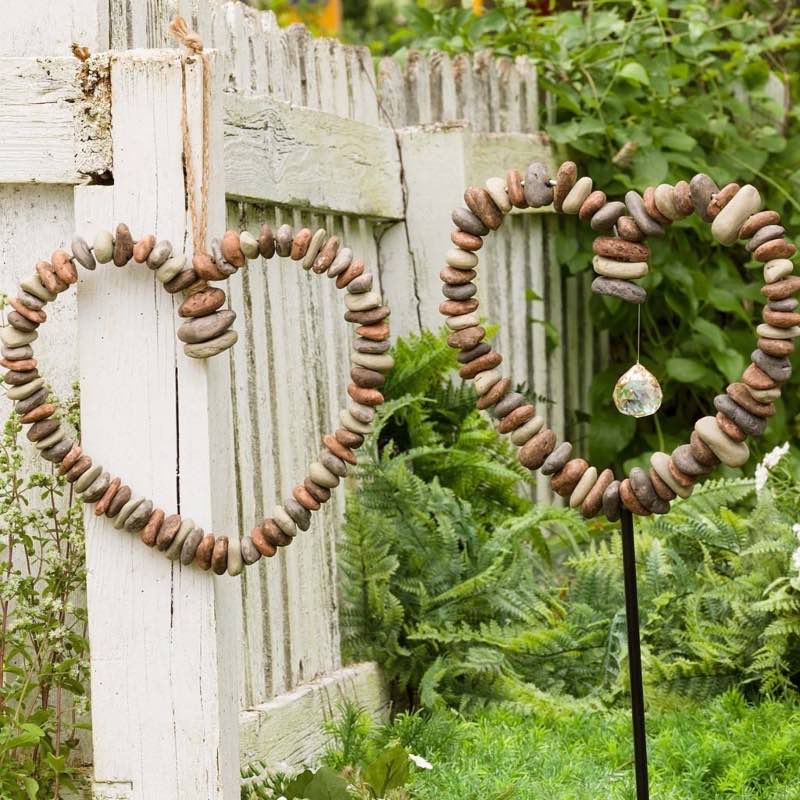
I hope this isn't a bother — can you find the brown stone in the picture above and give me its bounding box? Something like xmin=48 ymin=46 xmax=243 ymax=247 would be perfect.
xmin=498 ymin=404 xmax=535 ymax=434
xmin=347 ymin=384 xmax=383 ymax=408
xmin=263 ymin=518 xmax=292 ymax=547
xmin=550 ymin=458 xmax=589 ymax=497
xmin=742 ymin=363 xmax=777 ymax=390
xmin=345 ymin=306 xmax=391 ymax=325
xmin=464 ymin=186 xmax=503 ymax=230
xmin=290 ymin=228 xmax=312 ymax=261
xmin=754 ymin=239 xmax=797 ymax=262
xmin=249 ymin=526 xmax=276 ymax=558
xmin=440 ymin=298 xmax=479 ymax=317
xmin=9 ymin=297 xmax=46 ymax=324
xmin=440 ymin=266 xmax=476 ymax=285
xmin=313 ymin=236 xmax=340 ymax=273
xmin=193 ymin=252 xmax=227 ymax=281
xmin=518 ymin=428 xmax=556 ymax=470
xmin=459 ymin=350 xmax=502 ymax=379
xmin=133 ymin=234 xmax=156 ymax=263
xmin=65 ymin=455 xmax=92 ymax=483
xmin=0 ymin=357 xmax=36 ymax=372
xmin=620 ymin=479 xmax=651 ymax=516
xmin=739 ymin=210 xmax=780 ymax=240
xmin=763 ymin=308 xmax=800 ymax=328
xmin=304 ymin=477 xmax=332 ymax=504
xmin=156 ymin=514 xmax=182 ymax=551
xmin=356 ymin=323 xmax=390 ymax=342
xmin=323 ymin=433 xmax=358 ymax=465
xmin=20 ymin=402 xmax=56 ymax=424
xmin=667 ymin=459 xmax=694 ymax=488
xmin=7 ymin=312 xmax=37 ymax=333
xmin=178 ymin=287 xmax=226 ymax=318
xmin=649 ymin=468 xmax=677 ymax=502
xmin=5 ymin=368 xmax=38 ymax=386
xmin=351 ymin=365 xmax=385 ymax=388
xmin=293 ymin=483 xmax=321 ymax=511
xmin=219 ymin=230 xmax=244 ymax=268
xmin=592 ymin=237 xmax=650 ymax=262
xmin=164 ymin=269 xmax=199 ymax=294
xmin=706 ymin=182 xmax=739 ymax=220
xmin=258 ymin=224 xmax=275 ymax=259
xmin=617 ymin=216 xmax=644 ymax=242
xmin=643 ymin=187 xmax=671 ymax=225
xmin=579 ymin=190 xmax=607 ymax=222
xmin=450 ymin=230 xmax=483 ymax=252
xmin=761 ymin=277 xmax=800 ymax=301
xmin=195 ymin=534 xmax=217 ymax=569
xmin=553 ymin=161 xmax=577 ymax=213
xmin=211 ymin=536 xmax=229 ymax=575
xmin=113 ymin=223 xmax=134 ymax=267
xmin=36 ymin=260 xmax=66 ymax=294
xmin=27 ymin=419 xmax=59 ymax=442
xmin=715 ymin=412 xmax=746 ymax=442
xmin=727 ymin=382 xmax=775 ymax=417
xmin=447 ymin=326 xmax=485 ymax=350
xmin=476 ymin=377 xmax=511 ymax=410
xmin=673 ymin=181 xmax=693 ymax=216
xmin=758 ymin=337 xmax=794 ymax=357
xmin=581 ymin=468 xmax=615 ymax=518
xmin=336 ymin=259 xmax=364 ymax=289
xmin=140 ymin=507 xmax=165 ymax=546
xmin=335 ymin=428 xmax=364 ymax=450
xmin=94 ymin=477 xmax=121 ymax=517
xmin=689 ymin=431 xmax=719 ymax=467
xmin=58 ymin=445 xmax=83 ymax=475
xmin=506 ymin=169 xmax=526 ymax=209
xmin=52 ymin=249 xmax=78 ymax=285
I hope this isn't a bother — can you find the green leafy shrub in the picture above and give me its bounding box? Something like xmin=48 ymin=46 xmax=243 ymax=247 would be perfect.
xmin=385 ymin=0 xmax=800 ymax=467
xmin=0 ymin=395 xmax=90 ymax=799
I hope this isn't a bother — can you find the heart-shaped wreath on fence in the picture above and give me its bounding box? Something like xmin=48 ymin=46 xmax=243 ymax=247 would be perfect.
xmin=441 ymin=162 xmax=798 ymax=519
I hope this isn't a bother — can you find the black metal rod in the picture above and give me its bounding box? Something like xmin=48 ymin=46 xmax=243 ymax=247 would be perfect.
xmin=620 ymin=506 xmax=650 ymax=800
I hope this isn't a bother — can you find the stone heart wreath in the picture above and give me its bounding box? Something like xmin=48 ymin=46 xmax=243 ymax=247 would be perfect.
xmin=442 ymin=164 xmax=798 ymax=520
xmin=1 ymin=223 xmax=392 ymax=575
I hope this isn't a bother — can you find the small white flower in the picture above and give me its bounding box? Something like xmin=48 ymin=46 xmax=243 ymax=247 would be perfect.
xmin=409 ymin=753 xmax=433 ymax=770
xmin=792 ymin=547 xmax=800 ymax=573
xmin=762 ymin=442 xmax=790 ymax=470
xmin=755 ymin=463 xmax=769 ymax=494
xmin=793 ymin=523 xmax=800 ymax=544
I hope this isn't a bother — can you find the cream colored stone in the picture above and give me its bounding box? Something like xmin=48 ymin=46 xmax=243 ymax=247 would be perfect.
xmin=569 ymin=466 xmax=598 ymax=508
xmin=650 ymin=451 xmax=693 ymax=498
xmin=510 ymin=415 xmax=544 ymax=445
xmin=711 ymin=185 xmax=762 ymax=246
xmin=446 ymin=248 xmax=479 ymax=269
xmin=485 ymin=177 xmax=511 ymax=214
xmin=592 ymin=256 xmax=648 ymax=280
xmin=561 ymin=176 xmax=593 ymax=214
xmin=694 ymin=415 xmax=750 ymax=467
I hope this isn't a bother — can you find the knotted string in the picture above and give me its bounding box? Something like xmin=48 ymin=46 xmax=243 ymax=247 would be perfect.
xmin=169 ymin=15 xmax=210 ymax=258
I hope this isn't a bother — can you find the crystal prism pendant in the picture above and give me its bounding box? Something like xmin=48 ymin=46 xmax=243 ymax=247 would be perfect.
xmin=613 ymin=363 xmax=663 ymax=418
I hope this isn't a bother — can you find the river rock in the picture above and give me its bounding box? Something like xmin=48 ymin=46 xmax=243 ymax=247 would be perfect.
xmin=689 ymin=174 xmax=718 ymax=222
xmin=590 ymin=201 xmax=626 ymax=231
xmin=625 ymin=191 xmax=664 ymax=237
xmin=591 ymin=276 xmax=647 ymax=304
xmin=177 ymin=309 xmax=236 ymax=344
xmin=540 ymin=441 xmax=572 ymax=476
xmin=592 ymin=256 xmax=648 ymax=280
xmin=714 ymin=395 xmax=767 ymax=437
xmin=183 ymin=330 xmax=238 ymax=359
xmin=518 ymin=428 xmax=556 ymax=470
xmin=694 ymin=416 xmax=750 ymax=467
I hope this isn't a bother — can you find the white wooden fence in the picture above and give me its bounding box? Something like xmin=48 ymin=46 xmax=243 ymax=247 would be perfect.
xmin=0 ymin=1 xmax=602 ymax=797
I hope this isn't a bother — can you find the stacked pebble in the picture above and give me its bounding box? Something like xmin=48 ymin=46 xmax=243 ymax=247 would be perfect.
xmin=2 ymin=222 xmax=392 ymax=574
xmin=442 ymin=166 xmax=798 ymax=520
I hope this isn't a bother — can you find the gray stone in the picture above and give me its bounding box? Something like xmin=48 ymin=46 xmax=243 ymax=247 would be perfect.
xmin=457 ymin=342 xmax=491 ymax=363
xmin=2 ymin=345 xmax=33 ymax=361
xmin=713 ymin=395 xmax=767 ymax=437
xmin=602 ymin=480 xmax=621 ymax=522
xmin=347 ymin=273 xmax=374 ymax=294
xmin=689 ymin=174 xmax=718 ymax=222
xmin=629 ymin=467 xmax=660 ymax=511
xmin=590 ymin=201 xmax=626 ymax=231
xmin=147 ymin=240 xmax=172 ymax=269
xmin=35 ymin=427 xmax=64 ymax=451
xmin=591 ymin=276 xmax=646 ymax=304
xmin=353 ymin=337 xmax=390 ymax=354
xmin=492 ymin=392 xmax=525 ymax=419
xmin=452 ymin=207 xmax=489 ymax=237
xmin=74 ymin=464 xmax=103 ymax=494
xmin=768 ymin=297 xmax=799 ymax=312
xmin=272 ymin=505 xmax=297 ymax=537
xmin=348 ymin=401 xmax=376 ymax=424
xmin=0 ymin=326 xmax=37 ymax=349
xmin=240 ymin=536 xmax=261 ymax=565
xmin=164 ymin=518 xmax=195 ymax=559
xmin=8 ymin=313 xmax=38 ymax=333
xmin=71 ymin=236 xmax=96 ymax=270
xmin=7 ymin=377 xmax=44 ymax=400
xmin=20 ymin=275 xmax=56 ymax=303
xmin=541 ymin=442 xmax=572 ymax=476
xmin=328 ymin=247 xmax=353 ymax=278
xmin=17 ymin=291 xmax=46 ymax=311
xmin=284 ymin=496 xmax=311 ymax=531
xmin=523 ymin=162 xmax=554 ymax=208
xmin=746 ymin=224 xmax=785 ymax=252
xmin=751 ymin=349 xmax=792 ymax=383
xmin=320 ymin=449 xmax=348 ymax=477
xmin=183 ymin=329 xmax=238 ymax=359
xmin=625 ymin=191 xmax=664 ymax=237
xmin=156 ymin=254 xmax=186 ymax=283
xmin=82 ymin=471 xmax=111 ymax=503
xmin=180 ymin=527 xmax=205 ymax=565
xmin=41 ymin=437 xmax=73 ymax=463
xmin=177 ymin=310 xmax=236 ymax=344
xmin=124 ymin=499 xmax=154 ymax=532
xmin=309 ymin=461 xmax=340 ymax=488
xmin=15 ymin=387 xmax=49 ymax=415
xmin=671 ymin=444 xmax=712 ymax=477
xmin=443 ymin=282 xmax=477 ymax=300
xmin=276 ymin=224 xmax=294 ymax=257
xmin=112 ymin=497 xmax=144 ymax=530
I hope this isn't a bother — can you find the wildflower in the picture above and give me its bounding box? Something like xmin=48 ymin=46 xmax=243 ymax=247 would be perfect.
xmin=754 ymin=463 xmax=769 ymax=495
xmin=409 ymin=753 xmax=433 ymax=770
xmin=792 ymin=547 xmax=800 ymax=573
xmin=762 ymin=442 xmax=790 ymax=470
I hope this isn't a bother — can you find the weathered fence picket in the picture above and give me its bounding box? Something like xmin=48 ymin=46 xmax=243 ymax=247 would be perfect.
xmin=0 ymin=0 xmax=604 ymax=794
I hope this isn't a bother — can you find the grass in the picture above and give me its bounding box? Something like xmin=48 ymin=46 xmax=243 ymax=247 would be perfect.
xmin=406 ymin=692 xmax=800 ymax=800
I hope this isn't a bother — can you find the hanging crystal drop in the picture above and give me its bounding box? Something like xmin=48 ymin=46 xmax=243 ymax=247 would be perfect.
xmin=613 ymin=363 xmax=663 ymax=418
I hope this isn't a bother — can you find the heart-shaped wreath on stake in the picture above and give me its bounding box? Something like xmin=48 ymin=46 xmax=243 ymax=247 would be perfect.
xmin=442 ymin=163 xmax=798 ymax=519
xmin=1 ymin=223 xmax=393 ymax=576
